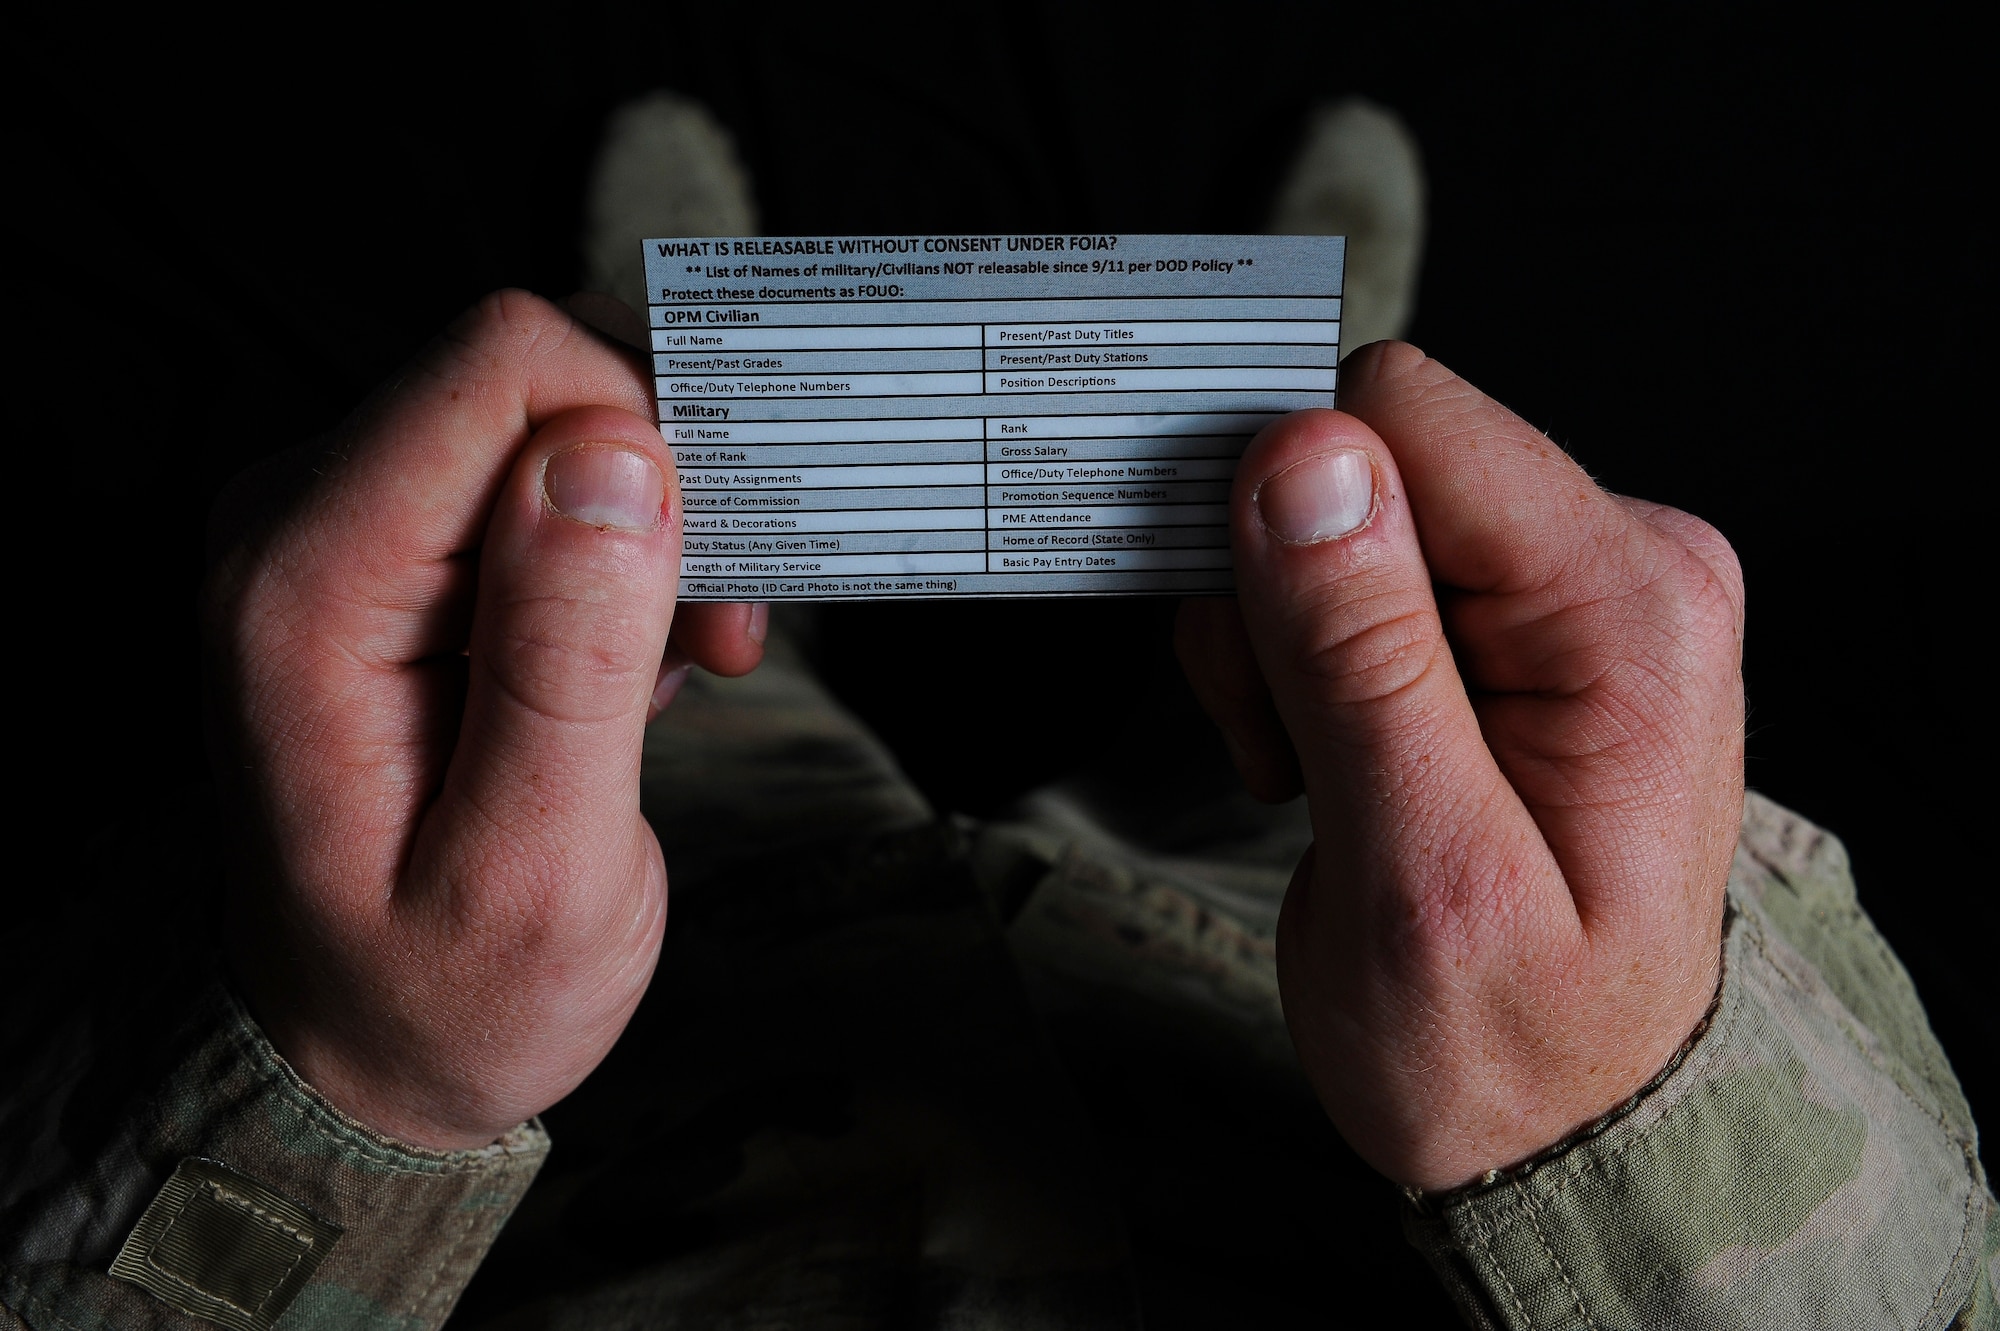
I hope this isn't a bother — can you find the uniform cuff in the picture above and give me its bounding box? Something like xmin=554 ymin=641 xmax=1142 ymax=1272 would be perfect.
xmin=3 ymin=982 xmax=548 ymax=1331
xmin=1400 ymin=828 xmax=1990 ymax=1330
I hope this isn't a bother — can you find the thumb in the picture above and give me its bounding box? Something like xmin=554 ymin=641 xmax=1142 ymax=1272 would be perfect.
xmin=1229 ymin=409 xmax=1560 ymax=938
xmin=418 ymin=404 xmax=680 ymax=918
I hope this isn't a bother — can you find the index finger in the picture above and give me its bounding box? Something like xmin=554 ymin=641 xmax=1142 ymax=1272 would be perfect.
xmin=299 ymin=289 xmax=659 ymax=573
xmin=1336 ymin=341 xmax=1629 ymax=596
xmin=1335 ymin=342 xmax=1742 ymax=701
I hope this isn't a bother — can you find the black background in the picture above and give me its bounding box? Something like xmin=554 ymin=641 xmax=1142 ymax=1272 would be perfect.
xmin=23 ymin=1 xmax=1990 ymax=1167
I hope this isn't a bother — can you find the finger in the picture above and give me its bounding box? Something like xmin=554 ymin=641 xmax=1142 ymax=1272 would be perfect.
xmin=1335 ymin=343 xmax=1707 ymax=697
xmin=1174 ymin=597 xmax=1302 ymax=801
xmin=1229 ymin=410 xmax=1571 ymax=944
xmin=1335 ymin=341 xmax=1632 ymax=598
xmin=1335 ymin=345 xmax=1744 ymax=926
xmin=640 ymin=601 xmax=779 ymax=717
xmin=562 ymin=290 xmax=650 ymax=349
xmin=1615 ymin=496 xmax=1748 ymax=630
xmin=648 ymin=643 xmax=695 ymax=722
xmin=247 ymin=291 xmax=659 ymax=668
xmin=416 ymin=403 xmax=679 ymax=921
xmin=668 ymin=602 xmax=767 ymax=678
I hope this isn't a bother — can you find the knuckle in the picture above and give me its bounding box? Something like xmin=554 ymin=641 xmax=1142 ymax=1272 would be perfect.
xmin=1651 ymin=545 xmax=1744 ymax=662
xmin=1685 ymin=522 xmax=1746 ymax=630
xmin=1416 ymin=376 xmax=1503 ymax=442
xmin=1345 ymin=338 xmax=1438 ymax=394
xmin=433 ymin=289 xmax=570 ymax=384
xmin=1540 ymin=528 xmax=1745 ymax=762
xmin=1348 ymin=341 xmax=1523 ymax=447
xmin=201 ymin=543 xmax=304 ymax=675
xmin=1579 ymin=518 xmax=1744 ymax=681
xmin=452 ymin=288 xmax=565 ymax=348
xmin=1630 ymin=504 xmax=1747 ymax=630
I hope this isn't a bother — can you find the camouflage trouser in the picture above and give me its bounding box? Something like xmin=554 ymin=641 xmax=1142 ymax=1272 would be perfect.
xmin=444 ymin=617 xmax=1997 ymax=1330
xmin=447 ymin=616 xmax=1459 ymax=1329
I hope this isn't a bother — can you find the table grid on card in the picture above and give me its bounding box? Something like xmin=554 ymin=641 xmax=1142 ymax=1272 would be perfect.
xmin=646 ymin=235 xmax=1342 ymax=599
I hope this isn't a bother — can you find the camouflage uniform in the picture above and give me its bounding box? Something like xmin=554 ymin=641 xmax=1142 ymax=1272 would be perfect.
xmin=4 ymin=622 xmax=1993 ymax=1329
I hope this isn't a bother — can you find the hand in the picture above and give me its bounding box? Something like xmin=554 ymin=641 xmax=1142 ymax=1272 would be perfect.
xmin=202 ymin=291 xmax=763 ymax=1149
xmin=1177 ymin=343 xmax=1744 ymax=1190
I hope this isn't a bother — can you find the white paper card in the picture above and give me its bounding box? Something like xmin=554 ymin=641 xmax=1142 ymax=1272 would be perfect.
xmin=644 ymin=233 xmax=1343 ymax=599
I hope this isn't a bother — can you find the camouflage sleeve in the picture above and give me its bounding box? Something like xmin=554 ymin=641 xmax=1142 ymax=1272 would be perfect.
xmin=1 ymin=979 xmax=548 ymax=1331
xmin=1401 ymin=792 xmax=1997 ymax=1330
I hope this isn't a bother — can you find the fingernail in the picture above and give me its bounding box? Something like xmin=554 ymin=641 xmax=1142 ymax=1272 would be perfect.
xmin=650 ymin=663 xmax=693 ymax=714
xmin=545 ymin=445 xmax=665 ymax=531
xmin=746 ymin=603 xmax=770 ymax=646
xmin=1256 ymin=450 xmax=1376 ymax=545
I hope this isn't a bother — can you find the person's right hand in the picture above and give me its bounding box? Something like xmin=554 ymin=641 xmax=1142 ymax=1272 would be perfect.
xmin=1177 ymin=343 xmax=1745 ymax=1191
xmin=203 ymin=291 xmax=762 ymax=1150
